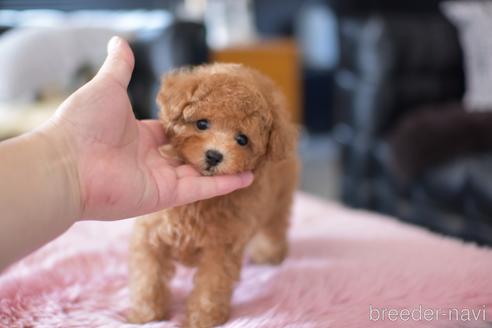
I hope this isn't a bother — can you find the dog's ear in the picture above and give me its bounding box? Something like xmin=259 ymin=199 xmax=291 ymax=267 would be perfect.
xmin=266 ymin=94 xmax=297 ymax=162
xmin=156 ymin=68 xmax=199 ymax=134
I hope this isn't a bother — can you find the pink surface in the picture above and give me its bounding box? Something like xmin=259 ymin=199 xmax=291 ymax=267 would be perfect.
xmin=1 ymin=193 xmax=492 ymax=327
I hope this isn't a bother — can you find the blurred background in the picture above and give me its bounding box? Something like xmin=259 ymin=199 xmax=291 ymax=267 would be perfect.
xmin=1 ymin=0 xmax=492 ymax=245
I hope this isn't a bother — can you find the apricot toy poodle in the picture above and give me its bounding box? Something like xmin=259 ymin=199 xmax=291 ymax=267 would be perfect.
xmin=128 ymin=63 xmax=299 ymax=327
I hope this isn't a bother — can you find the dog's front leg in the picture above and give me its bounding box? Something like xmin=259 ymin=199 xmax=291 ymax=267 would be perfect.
xmin=128 ymin=220 xmax=175 ymax=323
xmin=185 ymin=245 xmax=243 ymax=328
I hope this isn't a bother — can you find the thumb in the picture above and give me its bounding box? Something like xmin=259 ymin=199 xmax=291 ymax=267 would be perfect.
xmin=97 ymin=36 xmax=135 ymax=88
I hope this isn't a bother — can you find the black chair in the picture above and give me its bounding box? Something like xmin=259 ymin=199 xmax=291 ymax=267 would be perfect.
xmin=333 ymin=11 xmax=492 ymax=244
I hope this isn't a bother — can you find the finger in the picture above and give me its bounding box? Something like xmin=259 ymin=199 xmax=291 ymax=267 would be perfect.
xmin=97 ymin=36 xmax=135 ymax=89
xmin=140 ymin=120 xmax=166 ymax=145
xmin=173 ymin=172 xmax=254 ymax=206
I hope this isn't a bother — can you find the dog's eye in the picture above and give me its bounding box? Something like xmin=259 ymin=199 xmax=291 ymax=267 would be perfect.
xmin=196 ymin=119 xmax=209 ymax=130
xmin=235 ymin=134 xmax=248 ymax=146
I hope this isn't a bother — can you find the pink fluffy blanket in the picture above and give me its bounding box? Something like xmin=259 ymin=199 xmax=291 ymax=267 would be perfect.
xmin=1 ymin=193 xmax=492 ymax=327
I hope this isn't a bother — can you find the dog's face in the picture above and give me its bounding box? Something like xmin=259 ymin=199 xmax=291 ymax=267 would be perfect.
xmin=157 ymin=64 xmax=293 ymax=176
xmin=163 ymin=83 xmax=270 ymax=176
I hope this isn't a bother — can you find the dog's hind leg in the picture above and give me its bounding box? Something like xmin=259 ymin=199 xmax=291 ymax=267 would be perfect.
xmin=248 ymin=204 xmax=291 ymax=265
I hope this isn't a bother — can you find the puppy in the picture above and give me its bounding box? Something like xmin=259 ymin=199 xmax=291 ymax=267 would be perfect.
xmin=128 ymin=63 xmax=299 ymax=327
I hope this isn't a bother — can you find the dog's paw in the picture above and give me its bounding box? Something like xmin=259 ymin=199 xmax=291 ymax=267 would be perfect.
xmin=184 ymin=310 xmax=229 ymax=328
xmin=249 ymin=246 xmax=287 ymax=265
xmin=248 ymin=235 xmax=287 ymax=265
xmin=185 ymin=295 xmax=231 ymax=328
xmin=127 ymin=307 xmax=169 ymax=324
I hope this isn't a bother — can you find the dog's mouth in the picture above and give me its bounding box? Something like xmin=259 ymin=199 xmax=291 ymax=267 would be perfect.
xmin=186 ymin=161 xmax=219 ymax=176
xmin=202 ymin=164 xmax=218 ymax=176
xmin=199 ymin=162 xmax=240 ymax=176
xmin=162 ymin=145 xmax=230 ymax=176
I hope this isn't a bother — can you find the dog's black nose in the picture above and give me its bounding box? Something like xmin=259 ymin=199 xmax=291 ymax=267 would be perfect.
xmin=205 ymin=150 xmax=223 ymax=167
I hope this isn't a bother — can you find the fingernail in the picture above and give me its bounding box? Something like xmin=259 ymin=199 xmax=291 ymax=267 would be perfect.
xmin=107 ymin=36 xmax=121 ymax=54
xmin=240 ymin=172 xmax=254 ymax=186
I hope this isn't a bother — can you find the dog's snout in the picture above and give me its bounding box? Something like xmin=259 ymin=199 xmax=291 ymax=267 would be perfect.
xmin=205 ymin=150 xmax=223 ymax=167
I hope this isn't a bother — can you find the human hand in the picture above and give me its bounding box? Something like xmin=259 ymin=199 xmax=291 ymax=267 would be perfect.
xmin=47 ymin=37 xmax=253 ymax=220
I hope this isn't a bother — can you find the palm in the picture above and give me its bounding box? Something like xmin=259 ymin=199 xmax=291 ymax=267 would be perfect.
xmin=58 ymin=77 xmax=184 ymax=219
xmin=53 ymin=38 xmax=252 ymax=220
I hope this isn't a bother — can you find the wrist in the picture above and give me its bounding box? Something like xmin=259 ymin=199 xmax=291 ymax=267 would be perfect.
xmin=33 ymin=120 xmax=83 ymax=223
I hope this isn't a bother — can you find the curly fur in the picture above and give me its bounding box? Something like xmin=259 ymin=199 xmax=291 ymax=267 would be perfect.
xmin=128 ymin=64 xmax=299 ymax=327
